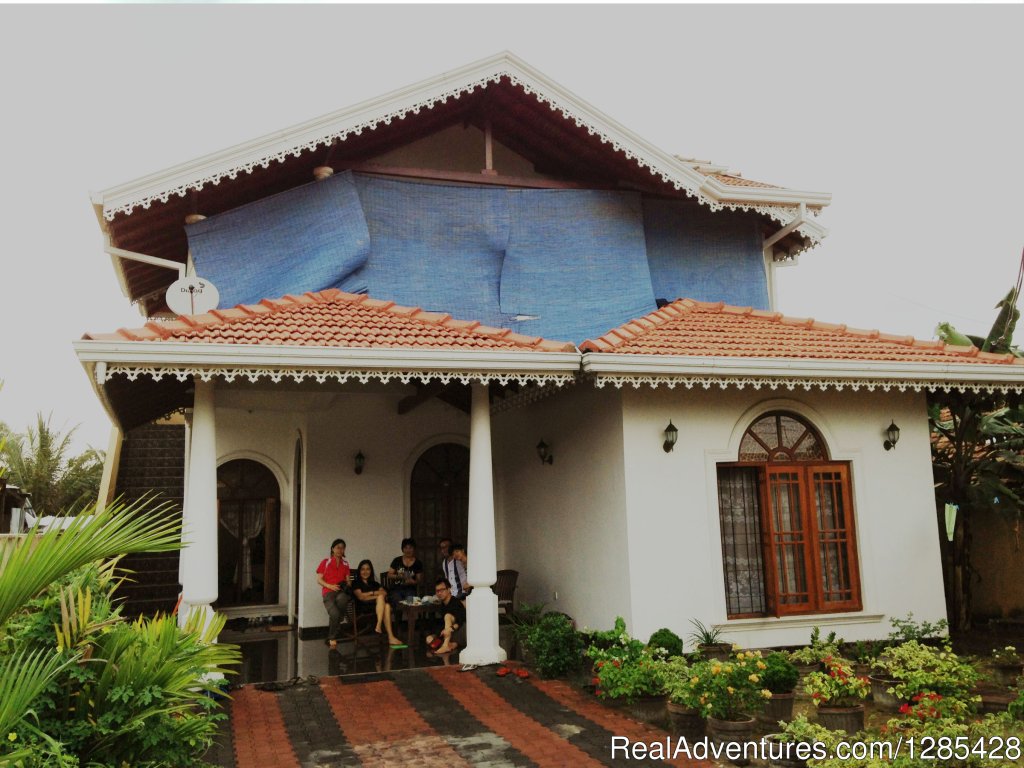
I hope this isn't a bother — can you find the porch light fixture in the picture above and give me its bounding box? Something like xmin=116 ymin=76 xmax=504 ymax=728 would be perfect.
xmin=536 ymin=440 xmax=553 ymax=465
xmin=883 ymin=421 xmax=901 ymax=451
xmin=354 ymin=451 xmax=366 ymax=475
xmin=663 ymin=420 xmax=678 ymax=453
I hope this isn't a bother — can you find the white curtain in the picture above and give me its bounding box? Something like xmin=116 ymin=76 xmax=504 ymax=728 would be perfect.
xmin=218 ymin=502 xmax=267 ymax=591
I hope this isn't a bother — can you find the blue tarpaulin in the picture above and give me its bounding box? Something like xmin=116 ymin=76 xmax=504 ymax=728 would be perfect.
xmin=501 ymin=189 xmax=655 ymax=342
xmin=186 ymin=171 xmax=768 ymax=343
xmin=643 ymin=199 xmax=768 ymax=310
xmin=187 ymin=172 xmax=370 ymax=309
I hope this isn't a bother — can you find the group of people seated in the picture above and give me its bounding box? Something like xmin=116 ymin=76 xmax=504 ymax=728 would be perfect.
xmin=315 ymin=536 xmax=470 ymax=653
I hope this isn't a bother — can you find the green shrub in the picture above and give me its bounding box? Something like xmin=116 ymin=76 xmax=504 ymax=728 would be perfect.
xmin=872 ymin=641 xmax=978 ymax=701
xmin=523 ymin=612 xmax=583 ymax=679
xmin=647 ymin=627 xmax=683 ymax=658
xmin=887 ymin=612 xmax=948 ymax=643
xmin=761 ymin=651 xmax=800 ymax=694
xmin=586 ymin=618 xmax=665 ymax=701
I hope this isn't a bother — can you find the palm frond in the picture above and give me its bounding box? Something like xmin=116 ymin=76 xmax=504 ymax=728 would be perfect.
xmin=0 ymin=646 xmax=77 ymax=736
xmin=0 ymin=496 xmax=180 ymax=630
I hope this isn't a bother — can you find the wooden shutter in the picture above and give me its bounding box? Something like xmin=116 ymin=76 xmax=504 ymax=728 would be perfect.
xmin=808 ymin=464 xmax=861 ymax=612
xmin=763 ymin=466 xmax=814 ymax=615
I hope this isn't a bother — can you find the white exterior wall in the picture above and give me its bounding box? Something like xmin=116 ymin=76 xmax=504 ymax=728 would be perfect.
xmin=493 ymin=386 xmax=632 ymax=631
xmin=618 ymin=385 xmax=946 ymax=649
xmin=214 ymin=386 xmax=468 ymax=630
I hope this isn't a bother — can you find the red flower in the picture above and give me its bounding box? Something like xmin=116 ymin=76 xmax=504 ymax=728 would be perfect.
xmin=612 ymin=660 xmax=621 ymax=668
xmin=899 ymin=703 xmax=911 ymax=714
xmin=496 ymin=667 xmax=510 ymax=677
xmin=596 ymin=661 xmax=605 ymax=669
xmin=515 ymin=668 xmax=530 ymax=679
xmin=591 ymin=677 xmax=601 ymax=686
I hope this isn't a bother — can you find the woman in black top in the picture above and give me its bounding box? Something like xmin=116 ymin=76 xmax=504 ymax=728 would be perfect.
xmin=351 ymin=559 xmax=404 ymax=646
xmin=387 ymin=537 xmax=424 ymax=609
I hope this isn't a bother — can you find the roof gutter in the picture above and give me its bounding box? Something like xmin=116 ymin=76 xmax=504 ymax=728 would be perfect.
xmin=73 ymin=340 xmax=583 ymax=381
xmin=581 ymin=351 xmax=1024 ymax=387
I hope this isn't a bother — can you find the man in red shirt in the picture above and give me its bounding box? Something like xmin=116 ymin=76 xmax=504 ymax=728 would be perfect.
xmin=316 ymin=538 xmax=352 ymax=649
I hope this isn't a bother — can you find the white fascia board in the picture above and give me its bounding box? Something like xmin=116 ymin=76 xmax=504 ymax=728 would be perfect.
xmin=73 ymin=340 xmax=581 ymax=375
xmin=93 ymin=51 xmax=829 ymax=219
xmin=580 ymin=352 xmax=1024 ymax=385
xmin=702 ymin=178 xmax=832 ymax=208
xmin=76 ymin=359 xmax=122 ymax=428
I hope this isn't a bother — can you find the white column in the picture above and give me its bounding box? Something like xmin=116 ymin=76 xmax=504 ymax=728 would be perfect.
xmin=178 ymin=379 xmax=218 ymax=631
xmin=460 ymin=381 xmax=506 ymax=665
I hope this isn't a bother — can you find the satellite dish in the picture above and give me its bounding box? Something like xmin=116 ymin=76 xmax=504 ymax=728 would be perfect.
xmin=166 ymin=276 xmax=221 ymax=316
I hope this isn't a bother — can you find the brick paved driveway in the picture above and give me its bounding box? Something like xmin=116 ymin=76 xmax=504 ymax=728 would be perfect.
xmin=208 ymin=664 xmax=712 ymax=767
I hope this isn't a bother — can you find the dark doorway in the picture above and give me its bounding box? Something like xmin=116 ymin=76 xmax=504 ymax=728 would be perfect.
xmin=410 ymin=443 xmax=469 ymax=581
xmin=216 ymin=459 xmax=281 ymax=608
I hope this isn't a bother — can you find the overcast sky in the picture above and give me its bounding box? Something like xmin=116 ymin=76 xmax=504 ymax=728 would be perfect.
xmin=0 ymin=5 xmax=1021 ymax=452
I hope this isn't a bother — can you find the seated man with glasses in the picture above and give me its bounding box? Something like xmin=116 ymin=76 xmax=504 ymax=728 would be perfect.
xmin=425 ymin=577 xmax=466 ymax=654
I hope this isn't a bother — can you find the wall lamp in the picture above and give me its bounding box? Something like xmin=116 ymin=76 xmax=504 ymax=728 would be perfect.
xmin=536 ymin=440 xmax=554 ymax=465
xmin=663 ymin=420 xmax=678 ymax=453
xmin=883 ymin=421 xmax=901 ymax=451
xmin=354 ymin=451 xmax=366 ymax=475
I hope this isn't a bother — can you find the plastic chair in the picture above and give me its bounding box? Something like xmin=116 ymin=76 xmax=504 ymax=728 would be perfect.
xmin=492 ymin=569 xmax=519 ymax=617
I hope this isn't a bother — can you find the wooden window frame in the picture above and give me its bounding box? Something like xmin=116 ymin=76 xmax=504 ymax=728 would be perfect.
xmin=718 ymin=459 xmax=862 ymax=619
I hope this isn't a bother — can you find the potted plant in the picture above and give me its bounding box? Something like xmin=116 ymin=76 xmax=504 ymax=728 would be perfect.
xmin=522 ymin=611 xmax=583 ymax=679
xmin=587 ymin=618 xmax=667 ymax=722
xmin=788 ymin=626 xmax=842 ymax=678
xmin=850 ymin=639 xmax=886 ymax=676
xmin=647 ymin=627 xmax=684 ymax=658
xmin=688 ymin=651 xmax=772 ymax=753
xmin=661 ymin=655 xmax=703 ymax=738
xmin=770 ymin=715 xmax=839 ymax=768
xmin=803 ymin=655 xmax=870 ymax=733
xmin=508 ymin=601 xmax=545 ymax=663
xmin=872 ymin=640 xmax=978 ymax=702
xmin=758 ymin=652 xmax=800 ymax=727
xmin=990 ymin=645 xmax=1023 ymax=687
xmin=688 ymin=618 xmax=731 ymax=660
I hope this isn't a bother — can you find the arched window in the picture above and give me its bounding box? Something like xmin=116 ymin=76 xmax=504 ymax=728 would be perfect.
xmin=718 ymin=412 xmax=861 ymax=618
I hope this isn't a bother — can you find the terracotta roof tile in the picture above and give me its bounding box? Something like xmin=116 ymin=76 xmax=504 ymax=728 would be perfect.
xmin=84 ymin=291 xmax=577 ymax=353
xmin=711 ymin=173 xmax=783 ymax=190
xmin=579 ymin=299 xmax=1024 ymax=366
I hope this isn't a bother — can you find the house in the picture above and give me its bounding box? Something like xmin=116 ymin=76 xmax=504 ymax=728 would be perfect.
xmin=75 ymin=53 xmax=1024 ymax=662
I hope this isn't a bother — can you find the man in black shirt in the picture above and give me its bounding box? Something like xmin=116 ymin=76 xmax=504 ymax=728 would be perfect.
xmin=426 ymin=577 xmax=465 ymax=654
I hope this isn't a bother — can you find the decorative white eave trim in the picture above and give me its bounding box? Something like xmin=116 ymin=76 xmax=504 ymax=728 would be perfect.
xmin=91 ymin=51 xmax=831 ymax=225
xmin=73 ymin=340 xmax=581 ymax=387
xmin=581 ymin=352 xmax=1024 ymax=394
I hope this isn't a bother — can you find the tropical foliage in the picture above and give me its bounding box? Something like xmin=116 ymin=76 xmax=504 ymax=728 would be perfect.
xmin=932 ymin=279 xmax=1024 ymax=630
xmin=0 ymin=497 xmax=237 ymax=767
xmin=0 ymin=414 xmax=104 ymax=515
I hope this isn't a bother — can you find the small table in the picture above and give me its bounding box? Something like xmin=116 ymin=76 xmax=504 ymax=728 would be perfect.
xmin=395 ymin=600 xmax=441 ymax=647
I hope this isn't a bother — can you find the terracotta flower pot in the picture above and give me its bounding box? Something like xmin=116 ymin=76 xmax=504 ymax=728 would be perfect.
xmin=667 ymin=701 xmax=704 ymax=739
xmin=627 ymin=694 xmax=667 ymax=724
xmin=699 ymin=642 xmax=733 ymax=661
xmin=757 ymin=691 xmax=796 ymax=729
xmin=992 ymin=662 xmax=1023 ymax=688
xmin=816 ymin=704 xmax=865 ymax=733
xmin=869 ymin=675 xmax=901 ymax=711
xmin=763 ymin=734 xmax=809 ymax=768
xmin=707 ymin=715 xmax=756 ymax=766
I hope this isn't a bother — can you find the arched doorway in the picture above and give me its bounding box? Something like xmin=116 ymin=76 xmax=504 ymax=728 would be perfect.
xmin=411 ymin=443 xmax=469 ymax=581
xmin=216 ymin=459 xmax=281 ymax=608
